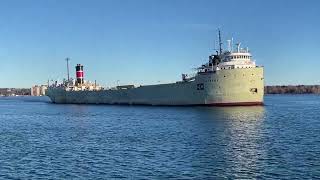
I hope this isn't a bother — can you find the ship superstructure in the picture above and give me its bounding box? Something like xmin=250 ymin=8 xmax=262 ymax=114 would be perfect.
xmin=47 ymin=31 xmax=264 ymax=106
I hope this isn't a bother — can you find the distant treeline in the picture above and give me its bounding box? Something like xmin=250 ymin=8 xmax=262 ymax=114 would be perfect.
xmin=265 ymin=85 xmax=320 ymax=94
xmin=0 ymin=88 xmax=31 ymax=96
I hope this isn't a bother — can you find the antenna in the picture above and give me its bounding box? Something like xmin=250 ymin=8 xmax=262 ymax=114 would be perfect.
xmin=231 ymin=37 xmax=234 ymax=52
xmin=65 ymin=57 xmax=70 ymax=82
xmin=227 ymin=40 xmax=231 ymax=52
xmin=218 ymin=28 xmax=223 ymax=55
xmin=236 ymin=43 xmax=241 ymax=52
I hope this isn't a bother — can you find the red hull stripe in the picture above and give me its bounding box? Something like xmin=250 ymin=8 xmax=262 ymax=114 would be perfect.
xmin=206 ymin=102 xmax=263 ymax=106
xmin=52 ymin=101 xmax=264 ymax=107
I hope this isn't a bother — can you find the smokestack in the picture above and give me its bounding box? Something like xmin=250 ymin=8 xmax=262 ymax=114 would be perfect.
xmin=76 ymin=64 xmax=84 ymax=85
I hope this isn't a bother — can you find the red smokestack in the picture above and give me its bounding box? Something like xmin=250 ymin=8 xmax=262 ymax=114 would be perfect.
xmin=75 ymin=64 xmax=84 ymax=85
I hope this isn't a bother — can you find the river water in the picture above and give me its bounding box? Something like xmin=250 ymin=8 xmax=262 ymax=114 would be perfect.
xmin=0 ymin=95 xmax=319 ymax=179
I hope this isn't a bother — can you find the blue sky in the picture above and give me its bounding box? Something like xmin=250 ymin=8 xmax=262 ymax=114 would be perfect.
xmin=0 ymin=0 xmax=319 ymax=87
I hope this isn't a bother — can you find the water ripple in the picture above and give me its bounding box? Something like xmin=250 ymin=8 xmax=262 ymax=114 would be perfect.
xmin=0 ymin=95 xmax=319 ymax=179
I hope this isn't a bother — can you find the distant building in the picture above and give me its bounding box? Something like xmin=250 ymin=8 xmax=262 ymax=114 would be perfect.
xmin=31 ymin=85 xmax=47 ymax=96
xmin=40 ymin=85 xmax=47 ymax=95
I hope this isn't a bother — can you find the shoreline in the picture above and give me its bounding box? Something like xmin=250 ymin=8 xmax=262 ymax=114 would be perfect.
xmin=265 ymin=85 xmax=320 ymax=94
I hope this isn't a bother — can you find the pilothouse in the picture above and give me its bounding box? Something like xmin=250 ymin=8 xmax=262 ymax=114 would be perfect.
xmin=198 ymin=31 xmax=257 ymax=74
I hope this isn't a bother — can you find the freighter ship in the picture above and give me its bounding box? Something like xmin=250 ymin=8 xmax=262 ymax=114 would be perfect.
xmin=47 ymin=32 xmax=264 ymax=106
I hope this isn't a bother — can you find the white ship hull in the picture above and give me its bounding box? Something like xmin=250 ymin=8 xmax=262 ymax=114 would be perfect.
xmin=47 ymin=67 xmax=264 ymax=106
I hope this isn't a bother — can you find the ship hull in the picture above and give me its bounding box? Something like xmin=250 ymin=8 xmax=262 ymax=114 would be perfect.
xmin=47 ymin=67 xmax=264 ymax=106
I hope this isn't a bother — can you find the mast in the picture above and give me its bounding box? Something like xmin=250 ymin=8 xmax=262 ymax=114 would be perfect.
xmin=66 ymin=57 xmax=70 ymax=82
xmin=218 ymin=29 xmax=222 ymax=55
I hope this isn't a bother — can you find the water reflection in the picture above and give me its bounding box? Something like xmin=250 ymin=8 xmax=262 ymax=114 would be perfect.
xmin=193 ymin=106 xmax=266 ymax=178
xmin=197 ymin=106 xmax=265 ymax=121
